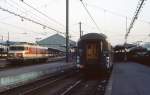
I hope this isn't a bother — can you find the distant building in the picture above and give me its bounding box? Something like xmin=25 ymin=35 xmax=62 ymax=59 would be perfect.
xmin=37 ymin=34 xmax=76 ymax=52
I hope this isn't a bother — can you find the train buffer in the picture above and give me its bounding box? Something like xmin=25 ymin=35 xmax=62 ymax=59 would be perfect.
xmin=105 ymin=62 xmax=150 ymax=95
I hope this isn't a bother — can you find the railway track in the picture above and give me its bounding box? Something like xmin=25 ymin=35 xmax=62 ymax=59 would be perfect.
xmin=60 ymin=77 xmax=109 ymax=95
xmin=0 ymin=68 xmax=79 ymax=95
xmin=0 ymin=68 xmax=110 ymax=95
xmin=60 ymin=80 xmax=82 ymax=95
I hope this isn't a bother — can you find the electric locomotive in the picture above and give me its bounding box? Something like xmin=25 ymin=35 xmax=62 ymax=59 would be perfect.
xmin=77 ymin=33 xmax=113 ymax=74
xmin=7 ymin=42 xmax=48 ymax=63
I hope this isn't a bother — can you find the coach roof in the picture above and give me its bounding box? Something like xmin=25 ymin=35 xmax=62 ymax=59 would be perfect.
xmin=79 ymin=33 xmax=107 ymax=41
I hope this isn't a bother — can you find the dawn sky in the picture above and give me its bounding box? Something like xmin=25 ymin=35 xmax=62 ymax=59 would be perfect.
xmin=0 ymin=0 xmax=150 ymax=45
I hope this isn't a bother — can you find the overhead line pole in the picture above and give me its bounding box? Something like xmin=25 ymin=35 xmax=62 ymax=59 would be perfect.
xmin=79 ymin=22 xmax=82 ymax=38
xmin=7 ymin=32 xmax=9 ymax=57
xmin=124 ymin=16 xmax=128 ymax=61
xmin=1 ymin=35 xmax=3 ymax=57
xmin=125 ymin=16 xmax=128 ymax=45
xmin=66 ymin=0 xmax=69 ymax=63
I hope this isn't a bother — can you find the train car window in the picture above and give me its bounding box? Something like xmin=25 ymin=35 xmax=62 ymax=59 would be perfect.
xmin=86 ymin=43 xmax=98 ymax=59
xmin=26 ymin=47 xmax=28 ymax=50
xmin=10 ymin=46 xmax=25 ymax=51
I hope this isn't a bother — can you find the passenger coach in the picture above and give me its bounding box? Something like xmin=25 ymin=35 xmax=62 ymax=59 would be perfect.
xmin=77 ymin=33 xmax=113 ymax=74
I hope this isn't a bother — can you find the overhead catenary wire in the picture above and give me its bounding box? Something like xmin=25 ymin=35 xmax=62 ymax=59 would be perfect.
xmin=0 ymin=21 xmax=47 ymax=36
xmin=7 ymin=0 xmax=49 ymax=23
xmin=84 ymin=1 xmax=150 ymax=44
xmin=86 ymin=3 xmax=150 ymax=26
xmin=8 ymin=0 xmax=74 ymax=37
xmin=125 ymin=0 xmax=146 ymax=44
xmin=87 ymin=3 xmax=126 ymax=18
xmin=0 ymin=1 xmax=51 ymax=36
xmin=80 ymin=0 xmax=101 ymax=32
xmin=20 ymin=0 xmax=65 ymax=28
xmin=0 ymin=6 xmax=65 ymax=35
xmin=5 ymin=0 xmax=67 ymax=34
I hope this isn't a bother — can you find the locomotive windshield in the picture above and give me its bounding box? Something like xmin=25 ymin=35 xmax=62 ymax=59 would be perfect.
xmin=10 ymin=46 xmax=25 ymax=51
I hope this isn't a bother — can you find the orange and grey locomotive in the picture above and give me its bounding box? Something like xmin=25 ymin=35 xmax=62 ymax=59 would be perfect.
xmin=7 ymin=42 xmax=48 ymax=63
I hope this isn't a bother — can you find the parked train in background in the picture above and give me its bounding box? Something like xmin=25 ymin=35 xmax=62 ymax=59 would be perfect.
xmin=77 ymin=33 xmax=113 ymax=75
xmin=7 ymin=42 xmax=49 ymax=63
xmin=0 ymin=44 xmax=7 ymax=58
xmin=126 ymin=42 xmax=150 ymax=64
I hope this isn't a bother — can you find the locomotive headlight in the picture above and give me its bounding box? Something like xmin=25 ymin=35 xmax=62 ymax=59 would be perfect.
xmin=9 ymin=53 xmax=14 ymax=57
xmin=16 ymin=53 xmax=23 ymax=57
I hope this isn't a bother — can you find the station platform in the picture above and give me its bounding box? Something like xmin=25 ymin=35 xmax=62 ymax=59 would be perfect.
xmin=105 ymin=62 xmax=150 ymax=95
xmin=0 ymin=61 xmax=75 ymax=92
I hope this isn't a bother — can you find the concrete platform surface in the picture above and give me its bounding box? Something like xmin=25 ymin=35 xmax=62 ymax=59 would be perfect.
xmin=108 ymin=62 xmax=150 ymax=95
xmin=0 ymin=61 xmax=75 ymax=92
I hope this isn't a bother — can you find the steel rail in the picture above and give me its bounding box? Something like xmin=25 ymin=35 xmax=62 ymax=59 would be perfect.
xmin=60 ymin=80 xmax=82 ymax=95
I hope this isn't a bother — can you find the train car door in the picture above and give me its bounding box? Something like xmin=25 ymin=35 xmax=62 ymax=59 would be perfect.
xmin=86 ymin=41 xmax=99 ymax=63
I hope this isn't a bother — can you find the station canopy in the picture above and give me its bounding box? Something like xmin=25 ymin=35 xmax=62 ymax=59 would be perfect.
xmin=37 ymin=34 xmax=76 ymax=52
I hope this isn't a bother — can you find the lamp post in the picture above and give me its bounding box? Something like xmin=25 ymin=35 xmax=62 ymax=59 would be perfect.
xmin=7 ymin=32 xmax=9 ymax=57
